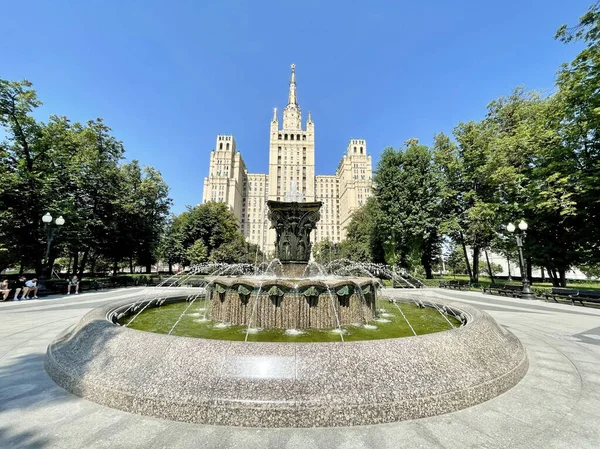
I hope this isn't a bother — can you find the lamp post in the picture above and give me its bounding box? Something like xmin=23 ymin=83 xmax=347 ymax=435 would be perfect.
xmin=506 ymin=220 xmax=534 ymax=300
xmin=42 ymin=212 xmax=65 ymax=276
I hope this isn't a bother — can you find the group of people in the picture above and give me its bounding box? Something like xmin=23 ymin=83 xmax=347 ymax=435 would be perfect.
xmin=1 ymin=277 xmax=39 ymax=301
xmin=0 ymin=275 xmax=80 ymax=301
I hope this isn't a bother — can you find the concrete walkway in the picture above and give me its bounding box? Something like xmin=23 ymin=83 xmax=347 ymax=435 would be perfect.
xmin=1 ymin=288 xmax=600 ymax=448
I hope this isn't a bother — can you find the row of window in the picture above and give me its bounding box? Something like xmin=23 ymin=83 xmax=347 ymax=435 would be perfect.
xmin=277 ymin=133 xmax=307 ymax=141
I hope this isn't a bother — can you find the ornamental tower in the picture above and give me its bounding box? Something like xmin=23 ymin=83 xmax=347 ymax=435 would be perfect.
xmin=268 ymin=64 xmax=316 ymax=204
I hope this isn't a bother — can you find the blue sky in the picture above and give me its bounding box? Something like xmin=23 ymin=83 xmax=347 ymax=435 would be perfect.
xmin=1 ymin=0 xmax=590 ymax=213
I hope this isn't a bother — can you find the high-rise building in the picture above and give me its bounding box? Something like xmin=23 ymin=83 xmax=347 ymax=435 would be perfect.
xmin=202 ymin=65 xmax=373 ymax=255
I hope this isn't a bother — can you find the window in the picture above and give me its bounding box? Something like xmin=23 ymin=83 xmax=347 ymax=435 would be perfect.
xmin=278 ymin=134 xmax=282 ymax=140
xmin=219 ymin=143 xmax=223 ymax=150
xmin=291 ymin=134 xmax=294 ymax=140
xmin=360 ymin=146 xmax=363 ymax=154
xmin=284 ymin=134 xmax=288 ymax=140
xmin=226 ymin=143 xmax=230 ymax=150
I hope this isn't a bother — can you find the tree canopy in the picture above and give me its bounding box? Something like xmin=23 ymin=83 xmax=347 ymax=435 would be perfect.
xmin=0 ymin=78 xmax=171 ymax=275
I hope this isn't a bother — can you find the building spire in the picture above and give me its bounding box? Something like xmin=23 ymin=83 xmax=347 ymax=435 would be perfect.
xmin=272 ymin=107 xmax=278 ymax=122
xmin=288 ymin=63 xmax=297 ymax=105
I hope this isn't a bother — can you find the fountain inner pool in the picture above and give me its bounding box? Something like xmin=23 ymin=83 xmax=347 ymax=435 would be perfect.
xmin=118 ymin=299 xmax=461 ymax=342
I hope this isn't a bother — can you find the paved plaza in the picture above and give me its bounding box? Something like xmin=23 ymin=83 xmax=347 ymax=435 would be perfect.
xmin=1 ymin=287 xmax=600 ymax=448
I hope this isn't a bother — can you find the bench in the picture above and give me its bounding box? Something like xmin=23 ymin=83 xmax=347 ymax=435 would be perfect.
xmin=483 ymin=284 xmax=523 ymax=298
xmin=440 ymin=280 xmax=471 ymax=290
xmin=43 ymin=279 xmax=100 ymax=295
xmin=543 ymin=288 xmax=600 ymax=306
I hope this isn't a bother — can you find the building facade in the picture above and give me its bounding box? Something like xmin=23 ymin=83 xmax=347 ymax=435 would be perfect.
xmin=202 ymin=65 xmax=373 ymax=254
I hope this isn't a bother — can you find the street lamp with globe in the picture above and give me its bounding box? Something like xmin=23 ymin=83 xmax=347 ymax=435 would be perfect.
xmin=506 ymin=220 xmax=534 ymax=300
xmin=42 ymin=212 xmax=65 ymax=276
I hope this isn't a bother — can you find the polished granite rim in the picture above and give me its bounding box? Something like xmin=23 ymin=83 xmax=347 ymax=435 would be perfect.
xmin=44 ymin=289 xmax=528 ymax=427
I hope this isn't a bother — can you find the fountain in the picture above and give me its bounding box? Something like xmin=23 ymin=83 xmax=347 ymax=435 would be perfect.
xmin=203 ymin=186 xmax=377 ymax=330
xmin=44 ymin=190 xmax=528 ymax=427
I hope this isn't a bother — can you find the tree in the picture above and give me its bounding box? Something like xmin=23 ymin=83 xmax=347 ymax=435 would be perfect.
xmin=180 ymin=202 xmax=241 ymax=255
xmin=117 ymin=161 xmax=171 ymax=273
xmin=159 ymin=202 xmax=252 ymax=265
xmin=186 ymin=239 xmax=208 ymax=265
xmin=340 ymin=198 xmax=383 ymax=262
xmin=552 ymin=3 xmax=600 ymax=270
xmin=374 ymin=139 xmax=443 ymax=278
xmin=580 ymin=263 xmax=600 ymax=279
xmin=209 ymin=236 xmax=247 ymax=264
xmin=0 ymin=79 xmax=49 ymax=273
xmin=158 ymin=215 xmax=186 ymax=274
xmin=478 ymin=259 xmax=503 ymax=276
xmin=0 ymin=77 xmax=172 ymax=276
xmin=446 ymin=245 xmax=468 ymax=276
xmin=312 ymin=238 xmax=336 ymax=265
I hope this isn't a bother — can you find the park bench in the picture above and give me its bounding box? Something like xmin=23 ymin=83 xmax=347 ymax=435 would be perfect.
xmin=483 ymin=284 xmax=523 ymax=298
xmin=440 ymin=280 xmax=470 ymax=290
xmin=43 ymin=279 xmax=100 ymax=295
xmin=543 ymin=288 xmax=600 ymax=306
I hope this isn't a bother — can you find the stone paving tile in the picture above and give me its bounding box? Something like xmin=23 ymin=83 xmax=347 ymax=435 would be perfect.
xmin=2 ymin=287 xmax=600 ymax=448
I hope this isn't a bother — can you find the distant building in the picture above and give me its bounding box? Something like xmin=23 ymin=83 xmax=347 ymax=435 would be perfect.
xmin=202 ymin=65 xmax=373 ymax=254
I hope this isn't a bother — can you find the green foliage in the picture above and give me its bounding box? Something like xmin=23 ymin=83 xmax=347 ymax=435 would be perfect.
xmin=374 ymin=139 xmax=443 ymax=278
xmin=478 ymin=260 xmax=503 ymax=276
xmin=0 ymin=78 xmax=171 ymax=275
xmin=180 ymin=202 xmax=240 ymax=254
xmin=312 ymin=238 xmax=336 ymax=265
xmin=160 ymin=202 xmax=259 ymax=265
xmin=580 ymin=263 xmax=600 ymax=279
xmin=186 ymin=239 xmax=208 ymax=265
xmin=209 ymin=236 xmax=247 ymax=264
xmin=446 ymin=246 xmax=468 ymax=275
xmin=339 ymin=198 xmax=383 ymax=262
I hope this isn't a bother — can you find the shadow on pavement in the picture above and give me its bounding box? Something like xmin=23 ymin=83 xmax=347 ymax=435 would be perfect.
xmin=0 ymin=353 xmax=69 ymax=414
xmin=0 ymin=426 xmax=51 ymax=449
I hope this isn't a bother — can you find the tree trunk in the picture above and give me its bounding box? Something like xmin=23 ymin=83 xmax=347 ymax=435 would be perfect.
xmin=48 ymin=255 xmax=57 ymax=278
xmin=546 ymin=266 xmax=555 ymax=285
xmin=421 ymin=250 xmax=433 ymax=279
xmin=485 ymin=249 xmax=495 ymax=284
xmin=78 ymin=249 xmax=89 ymax=279
xmin=471 ymin=246 xmax=480 ymax=283
xmin=72 ymin=252 xmax=80 ymax=277
xmin=90 ymin=257 xmax=97 ymax=276
xmin=67 ymin=255 xmax=72 ymax=275
xmin=459 ymin=232 xmax=473 ymax=282
xmin=112 ymin=260 xmax=118 ymax=276
xmin=168 ymin=263 xmax=173 ymax=275
xmin=547 ymin=267 xmax=560 ymax=287
xmin=129 ymin=256 xmax=134 ymax=274
xmin=145 ymin=263 xmax=151 ymax=274
xmin=540 ymin=267 xmax=545 ymax=283
xmin=558 ymin=267 xmax=567 ymax=288
xmin=35 ymin=257 xmax=43 ymax=277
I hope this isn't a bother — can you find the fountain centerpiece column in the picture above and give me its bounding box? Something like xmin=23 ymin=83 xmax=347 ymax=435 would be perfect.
xmin=267 ymin=183 xmax=322 ymax=278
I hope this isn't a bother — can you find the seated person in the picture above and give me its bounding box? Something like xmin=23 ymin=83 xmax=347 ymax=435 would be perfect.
xmin=1 ymin=280 xmax=10 ymax=301
xmin=13 ymin=276 xmax=26 ymax=300
xmin=67 ymin=275 xmax=79 ymax=295
xmin=23 ymin=278 xmax=39 ymax=299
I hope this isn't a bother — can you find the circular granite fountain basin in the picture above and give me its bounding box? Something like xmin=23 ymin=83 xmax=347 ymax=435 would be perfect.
xmin=45 ymin=288 xmax=528 ymax=427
